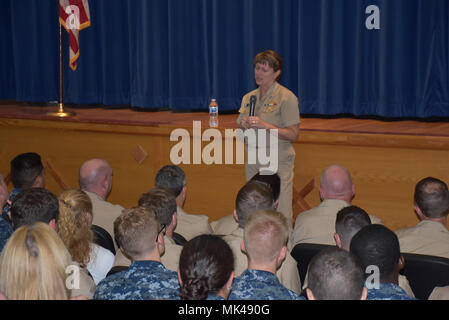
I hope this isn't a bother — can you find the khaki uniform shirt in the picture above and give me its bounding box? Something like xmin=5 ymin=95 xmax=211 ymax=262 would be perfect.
xmin=395 ymin=220 xmax=449 ymax=259
xmin=291 ymin=199 xmax=382 ymax=247
xmin=113 ymin=235 xmax=182 ymax=273
xmin=212 ymin=214 xmax=238 ymax=236
xmin=429 ymin=286 xmax=449 ymax=300
xmin=237 ymin=81 xmax=300 ymax=162
xmin=69 ymin=262 xmax=96 ymax=299
xmin=176 ymin=206 xmax=213 ymax=241
xmin=222 ymin=227 xmax=302 ymax=295
xmin=85 ymin=190 xmax=125 ymax=249
xmin=237 ymin=82 xmax=300 ymax=225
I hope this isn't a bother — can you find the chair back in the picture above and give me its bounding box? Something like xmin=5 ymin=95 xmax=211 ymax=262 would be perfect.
xmin=291 ymin=243 xmax=336 ymax=285
xmin=92 ymin=224 xmax=116 ymax=255
xmin=401 ymin=252 xmax=449 ymax=300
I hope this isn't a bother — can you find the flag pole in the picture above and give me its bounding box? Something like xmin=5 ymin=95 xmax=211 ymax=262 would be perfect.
xmin=48 ymin=6 xmax=75 ymax=117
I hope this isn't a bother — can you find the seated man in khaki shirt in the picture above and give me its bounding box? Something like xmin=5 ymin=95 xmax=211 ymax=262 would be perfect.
xmin=213 ymin=172 xmax=280 ymax=236
xmin=291 ymin=164 xmax=381 ymax=248
xmin=79 ymin=158 xmax=125 ymax=249
xmin=155 ymin=165 xmax=212 ymax=240
xmin=395 ymin=177 xmax=449 ymax=259
xmin=113 ymin=187 xmax=182 ymax=272
xmin=223 ymin=180 xmax=301 ymax=295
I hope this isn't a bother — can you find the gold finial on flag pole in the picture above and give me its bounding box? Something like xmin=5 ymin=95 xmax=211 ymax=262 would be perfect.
xmin=48 ymin=4 xmax=75 ymax=118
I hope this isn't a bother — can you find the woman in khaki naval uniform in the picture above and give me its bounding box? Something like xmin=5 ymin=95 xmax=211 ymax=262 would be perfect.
xmin=237 ymin=50 xmax=300 ymax=226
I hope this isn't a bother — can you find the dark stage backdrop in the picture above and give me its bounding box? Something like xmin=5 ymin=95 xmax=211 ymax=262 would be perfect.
xmin=1 ymin=0 xmax=448 ymax=117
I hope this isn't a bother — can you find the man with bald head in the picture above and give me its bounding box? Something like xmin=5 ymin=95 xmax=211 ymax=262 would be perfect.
xmin=291 ymin=164 xmax=381 ymax=247
xmin=79 ymin=158 xmax=124 ymax=247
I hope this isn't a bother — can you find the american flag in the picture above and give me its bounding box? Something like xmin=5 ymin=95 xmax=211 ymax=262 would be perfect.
xmin=59 ymin=0 xmax=90 ymax=71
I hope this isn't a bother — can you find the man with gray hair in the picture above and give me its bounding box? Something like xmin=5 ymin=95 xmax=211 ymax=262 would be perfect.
xmin=291 ymin=164 xmax=381 ymax=247
xmin=79 ymin=158 xmax=124 ymax=247
xmin=155 ymin=165 xmax=212 ymax=241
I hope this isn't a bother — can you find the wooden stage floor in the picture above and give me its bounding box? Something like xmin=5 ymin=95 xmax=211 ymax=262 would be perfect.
xmin=2 ymin=100 xmax=449 ymax=137
xmin=2 ymin=100 xmax=449 ymax=230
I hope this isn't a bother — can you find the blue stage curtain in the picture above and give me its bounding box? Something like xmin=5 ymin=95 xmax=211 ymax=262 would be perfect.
xmin=0 ymin=0 xmax=15 ymax=99
xmin=1 ymin=0 xmax=448 ymax=117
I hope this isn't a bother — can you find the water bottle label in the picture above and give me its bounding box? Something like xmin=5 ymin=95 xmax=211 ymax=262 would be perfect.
xmin=209 ymin=106 xmax=218 ymax=113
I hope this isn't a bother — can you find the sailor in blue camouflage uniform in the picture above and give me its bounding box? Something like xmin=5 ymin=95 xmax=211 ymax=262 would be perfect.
xmin=0 ymin=174 xmax=13 ymax=252
xmin=350 ymin=224 xmax=416 ymax=301
xmin=1 ymin=187 xmax=20 ymax=220
xmin=367 ymin=283 xmax=415 ymax=300
xmin=2 ymin=153 xmax=45 ymax=220
xmin=0 ymin=216 xmax=13 ymax=253
xmin=228 ymin=209 xmax=304 ymax=300
xmin=94 ymin=260 xmax=179 ymax=300
xmin=94 ymin=206 xmax=180 ymax=300
xmin=229 ymin=269 xmax=303 ymax=300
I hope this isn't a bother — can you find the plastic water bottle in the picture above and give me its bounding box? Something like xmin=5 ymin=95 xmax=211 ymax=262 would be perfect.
xmin=209 ymin=98 xmax=218 ymax=128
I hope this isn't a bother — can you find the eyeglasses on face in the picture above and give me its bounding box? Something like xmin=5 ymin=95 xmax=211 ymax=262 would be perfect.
xmin=155 ymin=224 xmax=167 ymax=242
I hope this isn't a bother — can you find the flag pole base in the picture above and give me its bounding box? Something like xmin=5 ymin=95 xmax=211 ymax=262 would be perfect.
xmin=47 ymin=103 xmax=75 ymax=117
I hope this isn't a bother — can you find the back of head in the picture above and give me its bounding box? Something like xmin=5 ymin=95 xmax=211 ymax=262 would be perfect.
xmin=114 ymin=206 xmax=160 ymax=260
xmin=78 ymin=158 xmax=111 ymax=192
xmin=307 ymin=247 xmax=365 ymax=300
xmin=335 ymin=206 xmax=371 ymax=250
xmin=235 ymin=180 xmax=274 ymax=228
xmin=320 ymin=164 xmax=353 ymax=201
xmin=414 ymin=177 xmax=449 ymax=219
xmin=244 ymin=210 xmax=289 ymax=264
xmin=0 ymin=222 xmax=72 ymax=299
xmin=138 ymin=187 xmax=177 ymax=226
xmin=58 ymin=189 xmax=94 ymax=267
xmin=10 ymin=188 xmax=59 ymax=230
xmin=155 ymin=165 xmax=186 ymax=197
xmin=10 ymin=152 xmax=44 ymax=189
xmin=179 ymin=235 xmax=234 ymax=300
xmin=249 ymin=172 xmax=281 ymax=201
xmin=350 ymin=224 xmax=400 ymax=283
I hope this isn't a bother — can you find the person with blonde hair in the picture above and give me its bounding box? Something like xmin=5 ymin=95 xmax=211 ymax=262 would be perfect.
xmin=58 ymin=189 xmax=114 ymax=284
xmin=0 ymin=222 xmax=72 ymax=299
xmin=229 ymin=210 xmax=303 ymax=300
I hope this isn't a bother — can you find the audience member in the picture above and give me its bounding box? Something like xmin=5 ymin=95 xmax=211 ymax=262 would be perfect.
xmin=79 ymin=158 xmax=124 ymax=247
xmin=223 ymin=180 xmax=301 ymax=294
xmin=229 ymin=210 xmax=303 ymax=300
xmin=350 ymin=224 xmax=415 ymax=300
xmin=155 ymin=165 xmax=212 ymax=240
xmin=334 ymin=205 xmax=373 ymax=251
xmin=58 ymin=189 xmax=114 ymax=284
xmin=306 ymin=247 xmax=367 ymax=300
xmin=333 ymin=205 xmax=415 ymax=298
xmin=10 ymin=188 xmax=59 ymax=231
xmin=213 ymin=172 xmax=280 ymax=236
xmin=0 ymin=223 xmax=72 ymax=299
xmin=291 ymin=164 xmax=382 ymax=247
xmin=178 ymin=234 xmax=234 ymax=300
xmin=2 ymin=152 xmax=45 ymax=220
xmin=113 ymin=187 xmax=183 ymax=272
xmin=395 ymin=177 xmax=449 ymax=259
xmin=0 ymin=174 xmax=12 ymax=252
xmin=94 ymin=206 xmax=179 ymax=300
xmin=7 ymin=188 xmax=96 ymax=298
